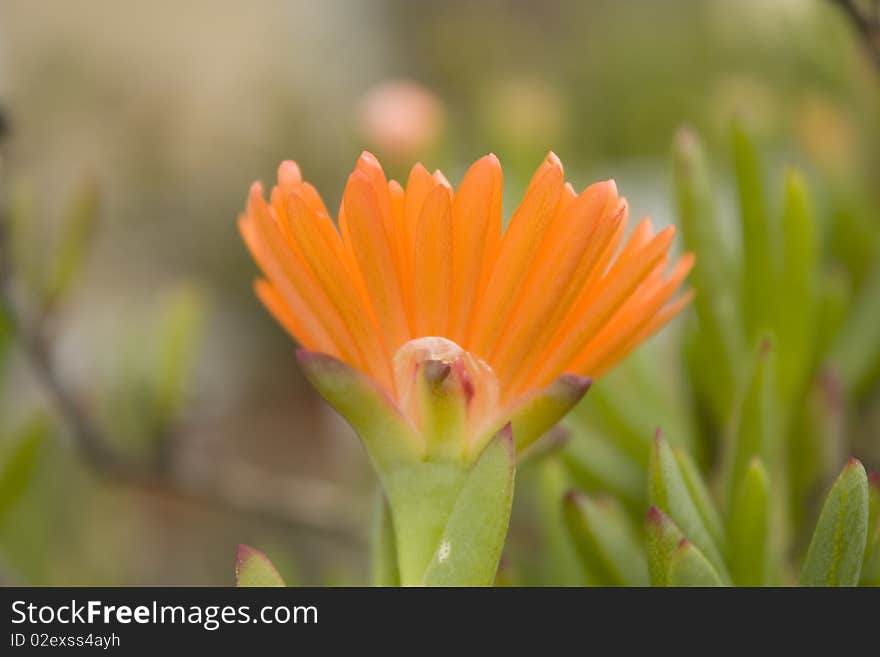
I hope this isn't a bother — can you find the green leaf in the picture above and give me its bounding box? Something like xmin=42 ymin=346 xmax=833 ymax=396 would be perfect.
xmin=649 ymin=433 xmax=727 ymax=581
xmin=814 ymin=268 xmax=851 ymax=361
xmin=43 ymin=176 xmax=100 ymax=307
xmin=645 ymin=507 xmax=683 ymax=586
xmin=801 ymin=458 xmax=869 ymax=587
xmin=517 ymin=425 xmax=570 ymax=466
xmin=727 ymin=458 xmax=770 ymax=586
xmin=581 ymin=351 xmax=693 ymax=467
xmin=422 ymin=426 xmax=515 ymax=586
xmin=297 ymin=349 xmax=423 ymax=470
xmin=831 ymin=263 xmax=880 ymax=400
xmin=151 ymin=285 xmax=207 ymax=431
xmin=562 ymin=423 xmax=646 ymax=512
xmin=370 ymin=491 xmax=399 ymax=587
xmin=789 ymin=372 xmax=846 ymax=535
xmin=531 ymin=458 xmax=586 ymax=586
xmin=775 ymin=170 xmax=818 ymax=404
xmin=733 ymin=120 xmax=776 ymax=342
xmin=725 ymin=340 xmax=778 ymax=505
xmin=672 ymin=127 xmax=744 ymax=421
xmin=507 ymin=374 xmax=591 ymax=453
xmin=0 ymin=416 xmax=49 ymax=519
xmin=668 ymin=539 xmax=724 ymax=587
xmin=235 ymin=545 xmax=286 ymax=587
xmin=563 ymin=491 xmax=649 ymax=586
xmin=860 ymin=472 xmax=879 ymax=586
xmin=674 ymin=446 xmax=725 ymax=550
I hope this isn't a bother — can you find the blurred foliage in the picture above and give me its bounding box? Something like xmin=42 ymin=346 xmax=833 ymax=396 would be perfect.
xmin=531 ymin=123 xmax=880 ymax=586
xmin=0 ymin=0 xmax=877 ymax=585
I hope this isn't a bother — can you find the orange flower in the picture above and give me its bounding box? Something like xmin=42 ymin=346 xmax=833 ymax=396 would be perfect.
xmin=240 ymin=151 xmax=692 ymax=420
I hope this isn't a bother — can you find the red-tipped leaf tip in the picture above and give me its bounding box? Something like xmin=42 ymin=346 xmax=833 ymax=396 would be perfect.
xmin=758 ymin=337 xmax=774 ymax=356
xmin=558 ymin=373 xmax=592 ymax=400
xmin=868 ymin=471 xmax=879 ymax=489
xmin=845 ymin=456 xmax=864 ymax=471
xmin=235 ymin=544 xmax=264 ymax=582
xmin=677 ymin=537 xmax=689 ymax=550
xmin=496 ymin=421 xmax=515 ymax=457
xmin=562 ymin=489 xmax=583 ymax=507
xmin=236 ymin=544 xmax=259 ymax=569
xmin=654 ymin=427 xmax=664 ymax=444
xmin=295 ymin=347 xmax=329 ymax=370
xmin=646 ymin=506 xmax=665 ymax=525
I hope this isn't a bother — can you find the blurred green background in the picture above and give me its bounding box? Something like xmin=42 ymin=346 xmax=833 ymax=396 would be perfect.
xmin=0 ymin=0 xmax=878 ymax=585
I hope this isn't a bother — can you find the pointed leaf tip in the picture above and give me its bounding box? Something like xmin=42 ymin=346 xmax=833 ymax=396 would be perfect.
xmin=564 ymin=491 xmax=649 ymax=586
xmin=646 ymin=505 xmax=665 ymax=526
xmin=801 ymin=458 xmax=869 ymax=587
xmin=508 ymin=374 xmax=591 ymax=452
xmin=649 ymin=434 xmax=727 ymax=581
xmin=295 ymin=348 xmax=422 ymax=469
xmin=235 ymin=544 xmax=285 ymax=587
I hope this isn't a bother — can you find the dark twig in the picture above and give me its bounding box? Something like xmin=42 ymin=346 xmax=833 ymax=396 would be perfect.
xmin=831 ymin=0 xmax=880 ymax=72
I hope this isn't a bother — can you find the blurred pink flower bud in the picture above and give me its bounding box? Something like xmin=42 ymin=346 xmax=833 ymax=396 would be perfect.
xmin=358 ymin=79 xmax=445 ymax=160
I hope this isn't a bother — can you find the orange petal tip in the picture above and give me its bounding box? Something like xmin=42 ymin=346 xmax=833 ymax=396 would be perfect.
xmin=277 ymin=160 xmax=302 ymax=185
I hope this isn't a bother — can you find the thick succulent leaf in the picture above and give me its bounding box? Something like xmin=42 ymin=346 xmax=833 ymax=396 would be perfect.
xmin=507 ymin=374 xmax=591 ymax=453
xmin=672 ymin=127 xmax=744 ymax=421
xmin=733 ymin=121 xmax=775 ymax=341
xmin=815 ymin=269 xmax=851 ymax=360
xmin=0 ymin=416 xmax=48 ymax=519
xmin=801 ymin=459 xmax=869 ymax=587
xmin=563 ymin=491 xmax=649 ymax=586
xmin=860 ymin=472 xmax=879 ymax=586
xmin=727 ymin=458 xmax=770 ymax=586
xmin=673 ymin=447 xmax=725 ymax=550
xmin=725 ymin=340 xmax=778 ymax=505
xmin=583 ymin=352 xmax=693 ymax=467
xmin=668 ymin=539 xmax=723 ymax=587
xmin=790 ymin=372 xmax=846 ymax=535
xmin=151 ymin=285 xmax=207 ymax=430
xmin=370 ymin=491 xmax=399 ymax=587
xmin=296 ymin=349 xmax=423 ymax=469
xmin=532 ymin=459 xmax=586 ymax=586
xmin=43 ymin=176 xmax=100 ymax=307
xmin=645 ymin=507 xmax=684 ymax=586
xmin=517 ymin=425 xmax=570 ymax=466
xmin=563 ymin=423 xmax=646 ymax=512
xmin=831 ymin=263 xmax=880 ymax=400
xmin=422 ymin=426 xmax=515 ymax=586
xmin=649 ymin=433 xmax=727 ymax=581
xmin=235 ymin=545 xmax=286 ymax=587
xmin=776 ymin=170 xmax=818 ymax=404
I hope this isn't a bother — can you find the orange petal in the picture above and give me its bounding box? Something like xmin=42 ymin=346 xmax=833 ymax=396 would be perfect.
xmin=492 ymin=180 xmax=620 ymax=387
xmin=526 ymin=224 xmax=677 ymax=388
xmin=413 ymin=185 xmax=453 ymax=336
xmin=239 ymin=186 xmax=358 ymax=363
xmin=571 ymin=253 xmax=695 ymax=375
xmin=253 ymin=278 xmax=323 ymax=351
xmin=469 ymin=152 xmax=565 ymax=358
xmin=342 ymin=170 xmax=410 ymax=356
xmin=287 ymin=192 xmax=392 ymax=387
xmin=448 ymin=154 xmax=503 ymax=345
